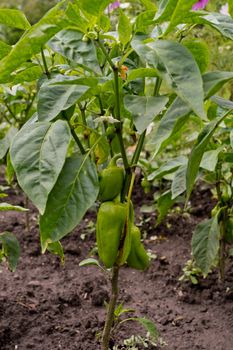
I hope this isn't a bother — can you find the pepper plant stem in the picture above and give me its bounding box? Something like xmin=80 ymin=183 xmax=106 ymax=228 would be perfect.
xmin=216 ymin=163 xmax=226 ymax=282
xmin=101 ymin=266 xmax=119 ymax=350
xmin=96 ymin=38 xmax=130 ymax=175
xmin=41 ymin=48 xmax=51 ymax=79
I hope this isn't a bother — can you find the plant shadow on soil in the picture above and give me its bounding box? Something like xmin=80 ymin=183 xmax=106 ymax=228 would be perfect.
xmin=1 ymin=173 xmax=233 ymax=350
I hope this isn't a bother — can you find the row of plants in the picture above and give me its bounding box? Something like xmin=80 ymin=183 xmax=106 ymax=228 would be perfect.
xmin=0 ymin=0 xmax=233 ymax=348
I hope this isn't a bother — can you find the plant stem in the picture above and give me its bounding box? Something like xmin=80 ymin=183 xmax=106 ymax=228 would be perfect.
xmin=216 ymin=163 xmax=226 ymax=282
xmin=62 ymin=112 xmax=86 ymax=154
xmin=41 ymin=48 xmax=51 ymax=79
xmin=153 ymin=77 xmax=162 ymax=96
xmin=101 ymin=265 xmax=119 ymax=350
xmin=121 ymin=130 xmax=146 ymax=201
xmin=25 ymin=195 xmax=30 ymax=233
xmin=96 ymin=37 xmax=130 ymax=176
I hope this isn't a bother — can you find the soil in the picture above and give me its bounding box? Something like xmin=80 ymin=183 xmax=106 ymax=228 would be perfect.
xmin=1 ymin=172 xmax=233 ymax=350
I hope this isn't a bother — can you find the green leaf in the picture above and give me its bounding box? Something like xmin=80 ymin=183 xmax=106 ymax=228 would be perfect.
xmin=0 ymin=9 xmax=30 ymax=30
xmin=126 ymin=68 xmax=158 ymax=82
xmin=135 ymin=317 xmax=159 ymax=341
xmin=0 ymin=127 xmax=18 ymax=160
xmin=124 ymin=95 xmax=168 ymax=134
xmin=140 ymin=0 xmax=157 ymax=11
xmin=203 ymin=71 xmax=233 ymax=99
xmin=48 ymin=29 xmax=100 ymax=73
xmin=157 ymin=190 xmax=175 ymax=224
xmin=40 ymin=153 xmax=99 ymax=252
xmin=164 ymin=0 xmax=197 ymax=34
xmin=154 ymin=0 xmax=177 ymax=22
xmin=200 ymin=149 xmax=222 ymax=172
xmin=199 ymin=12 xmax=233 ymax=41
xmin=135 ymin=10 xmax=156 ymax=33
xmin=0 ymin=0 xmax=69 ymax=83
xmin=171 ymin=163 xmax=188 ymax=199
xmin=47 ymin=241 xmax=64 ymax=263
xmin=149 ymin=97 xmax=191 ymax=157
xmin=150 ymin=71 xmax=233 ymax=158
xmin=211 ymin=96 xmax=233 ymax=111
xmin=0 ymin=203 xmax=28 ymax=212
xmin=183 ymin=39 xmax=209 ymax=74
xmin=229 ymin=1 xmax=233 ymax=17
xmin=0 ymin=41 xmax=11 ymax=60
xmin=10 ymin=120 xmax=71 ymax=215
xmin=155 ymin=0 xmax=196 ymax=28
xmin=118 ymin=10 xmax=132 ymax=46
xmin=5 ymin=152 xmax=14 ymax=185
xmin=37 ymin=76 xmax=90 ymax=122
xmin=79 ymin=258 xmax=102 ymax=268
xmin=65 ymin=2 xmax=89 ymax=32
xmin=12 ymin=65 xmax=42 ymax=84
xmin=89 ymin=132 xmax=109 ymax=165
xmin=192 ymin=217 xmax=220 ymax=275
xmin=186 ymin=111 xmax=231 ymax=201
xmin=0 ymin=232 xmax=20 ymax=271
xmin=79 ymin=0 xmax=112 ymax=16
xmin=147 ymin=40 xmax=205 ymax=119
xmin=148 ymin=156 xmax=187 ymax=181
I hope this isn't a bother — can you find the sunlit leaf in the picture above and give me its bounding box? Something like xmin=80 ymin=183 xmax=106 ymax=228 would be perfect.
xmin=10 ymin=120 xmax=71 ymax=214
xmin=40 ymin=153 xmax=99 ymax=252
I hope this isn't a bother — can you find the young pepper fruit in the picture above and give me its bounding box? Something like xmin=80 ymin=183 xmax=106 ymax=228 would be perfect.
xmin=127 ymin=225 xmax=150 ymax=271
xmin=96 ymin=201 xmax=127 ymax=268
xmin=98 ymin=154 xmax=124 ymax=202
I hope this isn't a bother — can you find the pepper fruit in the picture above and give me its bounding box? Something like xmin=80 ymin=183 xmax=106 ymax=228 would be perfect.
xmin=96 ymin=201 xmax=127 ymax=268
xmin=98 ymin=154 xmax=124 ymax=202
xmin=127 ymin=225 xmax=150 ymax=271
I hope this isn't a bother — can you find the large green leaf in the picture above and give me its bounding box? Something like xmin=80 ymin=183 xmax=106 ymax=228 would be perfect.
xmin=79 ymin=0 xmax=112 ymax=16
xmin=37 ymin=76 xmax=90 ymax=122
xmin=118 ymin=10 xmax=132 ymax=46
xmin=171 ymin=163 xmax=187 ymax=199
xmin=203 ymin=71 xmax=233 ymax=99
xmin=199 ymin=12 xmax=233 ymax=41
xmin=0 ymin=41 xmax=11 ymax=60
xmin=149 ymin=97 xmax=191 ymax=157
xmin=154 ymin=0 xmax=196 ymax=29
xmin=10 ymin=120 xmax=71 ymax=215
xmin=12 ymin=64 xmax=42 ymax=84
xmin=165 ymin=0 xmax=197 ymax=34
xmin=148 ymin=156 xmax=187 ymax=181
xmin=40 ymin=153 xmax=99 ymax=252
xmin=150 ymin=71 xmax=233 ymax=158
xmin=147 ymin=40 xmax=205 ymax=119
xmin=0 ymin=232 xmax=20 ymax=272
xmin=192 ymin=217 xmax=220 ymax=275
xmin=186 ymin=111 xmax=231 ymax=201
xmin=48 ymin=29 xmax=100 ymax=73
xmin=154 ymin=0 xmax=177 ymax=22
xmin=0 ymin=0 xmax=69 ymax=83
xmin=0 ymin=127 xmax=17 ymax=160
xmin=0 ymin=9 xmax=30 ymax=30
xmin=124 ymin=95 xmax=168 ymax=134
xmin=200 ymin=149 xmax=222 ymax=172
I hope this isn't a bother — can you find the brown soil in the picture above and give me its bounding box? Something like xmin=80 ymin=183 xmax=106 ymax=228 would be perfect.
xmin=1 ymin=174 xmax=233 ymax=350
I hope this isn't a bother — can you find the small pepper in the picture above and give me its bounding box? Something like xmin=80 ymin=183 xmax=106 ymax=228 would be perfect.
xmin=127 ymin=225 xmax=150 ymax=270
xmin=96 ymin=201 xmax=127 ymax=268
xmin=98 ymin=154 xmax=124 ymax=202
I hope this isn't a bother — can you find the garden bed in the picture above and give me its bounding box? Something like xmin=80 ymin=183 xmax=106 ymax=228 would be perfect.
xmin=1 ymin=175 xmax=233 ymax=350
